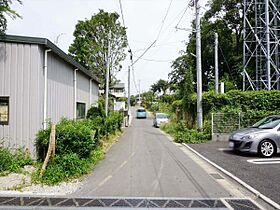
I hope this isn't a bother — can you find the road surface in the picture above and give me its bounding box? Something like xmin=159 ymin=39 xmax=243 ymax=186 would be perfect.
xmin=74 ymin=110 xmax=232 ymax=198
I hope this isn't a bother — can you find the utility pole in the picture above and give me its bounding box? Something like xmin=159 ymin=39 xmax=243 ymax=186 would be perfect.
xmin=127 ymin=49 xmax=132 ymax=126
xmin=214 ymin=32 xmax=219 ymax=94
xmin=105 ymin=31 xmax=111 ymax=116
xmin=195 ymin=0 xmax=203 ymax=130
xmin=138 ymin=80 xmax=141 ymax=105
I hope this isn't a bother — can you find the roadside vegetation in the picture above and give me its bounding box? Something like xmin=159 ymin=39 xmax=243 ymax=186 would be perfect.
xmin=0 ymin=148 xmax=32 ymax=176
xmin=139 ymin=0 xmax=280 ymax=144
xmin=33 ymin=101 xmax=124 ymax=185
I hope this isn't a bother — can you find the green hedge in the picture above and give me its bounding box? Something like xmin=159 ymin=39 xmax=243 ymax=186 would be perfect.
xmin=184 ymin=90 xmax=280 ymax=125
xmin=201 ymin=90 xmax=280 ymax=115
xmin=35 ymin=108 xmax=124 ymax=185
xmin=36 ymin=119 xmax=95 ymax=160
xmin=161 ymin=121 xmax=210 ymax=144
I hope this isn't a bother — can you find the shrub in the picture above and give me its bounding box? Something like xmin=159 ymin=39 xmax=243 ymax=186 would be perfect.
xmin=87 ymin=100 xmax=106 ymax=119
xmin=161 ymin=121 xmax=210 ymax=144
xmin=0 ymin=148 xmax=13 ymax=173
xmin=35 ymin=153 xmax=90 ymax=185
xmin=0 ymin=148 xmax=32 ymax=173
xmin=36 ymin=119 xmax=95 ymax=161
xmin=34 ymin=147 xmax=105 ymax=185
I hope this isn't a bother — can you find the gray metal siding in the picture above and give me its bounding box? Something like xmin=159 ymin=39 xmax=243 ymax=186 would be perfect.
xmin=91 ymin=81 xmax=99 ymax=105
xmin=77 ymin=71 xmax=90 ymax=111
xmin=0 ymin=42 xmax=99 ymax=156
xmin=0 ymin=42 xmax=43 ymax=154
xmin=47 ymin=52 xmax=74 ymax=123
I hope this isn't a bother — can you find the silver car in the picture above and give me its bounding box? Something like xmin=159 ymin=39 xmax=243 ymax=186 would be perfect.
xmin=153 ymin=113 xmax=169 ymax=128
xmin=229 ymin=115 xmax=280 ymax=157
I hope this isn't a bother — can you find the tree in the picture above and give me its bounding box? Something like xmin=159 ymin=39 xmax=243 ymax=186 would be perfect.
xmin=69 ymin=10 xmax=128 ymax=88
xmin=169 ymin=54 xmax=190 ymax=90
xmin=0 ymin=0 xmax=22 ymax=34
xmin=151 ymin=79 xmax=169 ymax=95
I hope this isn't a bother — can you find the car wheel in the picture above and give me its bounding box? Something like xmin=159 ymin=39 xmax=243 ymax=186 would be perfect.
xmin=258 ymin=140 xmax=275 ymax=158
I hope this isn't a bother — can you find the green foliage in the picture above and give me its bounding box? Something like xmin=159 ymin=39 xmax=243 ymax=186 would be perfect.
xmin=0 ymin=0 xmax=22 ymax=34
xmin=35 ymin=103 xmax=123 ymax=185
xmin=0 ymin=148 xmax=32 ymax=174
xmin=87 ymin=100 xmax=106 ymax=119
xmin=151 ymin=79 xmax=169 ymax=95
xmin=161 ymin=121 xmax=210 ymax=144
xmin=36 ymin=119 xmax=95 ymax=161
xmin=202 ymin=90 xmax=280 ymax=116
xmin=68 ymin=9 xmax=128 ymax=88
xmin=33 ymin=148 xmax=104 ymax=185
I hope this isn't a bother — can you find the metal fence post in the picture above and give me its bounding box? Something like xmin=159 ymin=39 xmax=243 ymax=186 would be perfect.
xmin=238 ymin=112 xmax=241 ymax=129
xmin=211 ymin=113 xmax=214 ymax=139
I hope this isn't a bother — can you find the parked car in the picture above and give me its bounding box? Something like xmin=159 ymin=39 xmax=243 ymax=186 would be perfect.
xmin=229 ymin=115 xmax=280 ymax=157
xmin=153 ymin=113 xmax=169 ymax=128
xmin=136 ymin=108 xmax=147 ymax=119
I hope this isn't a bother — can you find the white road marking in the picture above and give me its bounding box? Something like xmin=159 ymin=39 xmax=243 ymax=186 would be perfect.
xmin=247 ymin=158 xmax=280 ymax=164
xmin=120 ymin=160 xmax=128 ymax=168
xmin=218 ymin=148 xmax=233 ymax=151
xmin=183 ymin=143 xmax=280 ymax=210
xmin=220 ymin=198 xmax=234 ymax=210
xmin=98 ymin=175 xmax=112 ymax=187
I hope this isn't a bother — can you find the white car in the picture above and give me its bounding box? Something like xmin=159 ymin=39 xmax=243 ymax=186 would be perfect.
xmin=153 ymin=113 xmax=169 ymax=128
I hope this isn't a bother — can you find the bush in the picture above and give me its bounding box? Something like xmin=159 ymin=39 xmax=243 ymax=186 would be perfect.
xmin=36 ymin=119 xmax=95 ymax=161
xmin=161 ymin=121 xmax=210 ymax=144
xmin=0 ymin=148 xmax=32 ymax=173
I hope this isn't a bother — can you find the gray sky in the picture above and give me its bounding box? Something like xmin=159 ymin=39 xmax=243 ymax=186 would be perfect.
xmin=7 ymin=0 xmax=207 ymax=95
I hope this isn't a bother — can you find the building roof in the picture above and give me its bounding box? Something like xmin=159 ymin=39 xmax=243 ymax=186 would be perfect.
xmin=0 ymin=34 xmax=100 ymax=84
xmin=112 ymin=83 xmax=125 ymax=89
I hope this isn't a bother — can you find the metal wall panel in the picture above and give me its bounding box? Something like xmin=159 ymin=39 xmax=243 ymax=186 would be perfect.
xmin=76 ymin=71 xmax=90 ymax=111
xmin=47 ymin=52 xmax=74 ymax=123
xmin=0 ymin=42 xmax=99 ymax=156
xmin=0 ymin=43 xmax=44 ymax=155
xmin=91 ymin=80 xmax=99 ymax=105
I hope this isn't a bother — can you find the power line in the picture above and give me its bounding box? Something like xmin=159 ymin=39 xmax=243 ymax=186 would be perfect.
xmin=132 ymin=0 xmax=174 ymax=66
xmin=156 ymin=0 xmax=174 ymax=40
xmin=118 ymin=0 xmax=126 ymax=27
xmin=133 ymin=55 xmax=172 ymax=63
xmin=175 ymin=6 xmax=189 ymax=28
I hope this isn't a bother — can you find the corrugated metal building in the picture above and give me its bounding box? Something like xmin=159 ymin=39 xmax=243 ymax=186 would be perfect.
xmin=0 ymin=35 xmax=100 ymax=156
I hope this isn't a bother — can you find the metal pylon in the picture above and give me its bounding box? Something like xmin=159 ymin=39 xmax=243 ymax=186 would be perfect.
xmin=243 ymin=0 xmax=280 ymax=91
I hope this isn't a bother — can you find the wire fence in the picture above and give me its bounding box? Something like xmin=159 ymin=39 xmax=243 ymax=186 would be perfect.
xmin=211 ymin=113 xmax=241 ymax=134
xmin=211 ymin=112 xmax=263 ymax=135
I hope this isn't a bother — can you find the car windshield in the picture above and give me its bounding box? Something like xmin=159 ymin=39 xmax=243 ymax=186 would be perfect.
xmin=137 ymin=109 xmax=146 ymax=112
xmin=252 ymin=116 xmax=280 ymax=129
xmin=156 ymin=114 xmax=167 ymax=119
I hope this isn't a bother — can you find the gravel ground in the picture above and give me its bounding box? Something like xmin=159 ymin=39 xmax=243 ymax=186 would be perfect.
xmin=0 ymin=165 xmax=82 ymax=196
xmin=189 ymin=141 xmax=280 ymax=205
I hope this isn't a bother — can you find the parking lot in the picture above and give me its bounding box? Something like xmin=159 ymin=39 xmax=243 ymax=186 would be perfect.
xmin=189 ymin=141 xmax=280 ymax=205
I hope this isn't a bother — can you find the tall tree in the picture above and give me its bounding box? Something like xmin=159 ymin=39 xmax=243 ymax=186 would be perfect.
xmin=151 ymin=79 xmax=169 ymax=95
xmin=0 ymin=0 xmax=22 ymax=34
xmin=69 ymin=10 xmax=128 ymax=88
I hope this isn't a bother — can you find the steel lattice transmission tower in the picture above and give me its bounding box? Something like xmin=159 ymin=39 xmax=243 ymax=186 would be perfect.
xmin=243 ymin=0 xmax=280 ymax=91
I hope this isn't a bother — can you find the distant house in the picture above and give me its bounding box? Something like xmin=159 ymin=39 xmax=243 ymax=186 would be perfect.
xmin=0 ymin=35 xmax=100 ymax=156
xmin=110 ymin=83 xmax=126 ymax=111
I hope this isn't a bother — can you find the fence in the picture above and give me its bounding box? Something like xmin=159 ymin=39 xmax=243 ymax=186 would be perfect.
xmin=211 ymin=113 xmax=241 ymax=141
xmin=211 ymin=112 xmax=263 ymax=141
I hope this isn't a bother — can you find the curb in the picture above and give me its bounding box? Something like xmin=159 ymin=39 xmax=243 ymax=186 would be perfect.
xmin=183 ymin=143 xmax=280 ymax=210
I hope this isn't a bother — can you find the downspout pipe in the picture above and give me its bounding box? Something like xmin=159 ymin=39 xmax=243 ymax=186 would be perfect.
xmin=43 ymin=49 xmax=51 ymax=129
xmin=89 ymin=79 xmax=93 ymax=106
xmin=74 ymin=69 xmax=78 ymax=119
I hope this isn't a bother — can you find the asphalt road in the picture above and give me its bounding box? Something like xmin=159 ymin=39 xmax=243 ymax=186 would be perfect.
xmin=74 ymin=110 xmax=231 ymax=198
xmin=189 ymin=142 xmax=280 ymax=205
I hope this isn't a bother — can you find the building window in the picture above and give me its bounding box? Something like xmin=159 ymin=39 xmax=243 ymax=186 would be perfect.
xmin=76 ymin=102 xmax=86 ymax=119
xmin=0 ymin=97 xmax=9 ymax=125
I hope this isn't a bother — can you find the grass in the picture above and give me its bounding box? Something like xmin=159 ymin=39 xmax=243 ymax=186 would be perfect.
xmin=32 ymin=130 xmax=123 ymax=185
